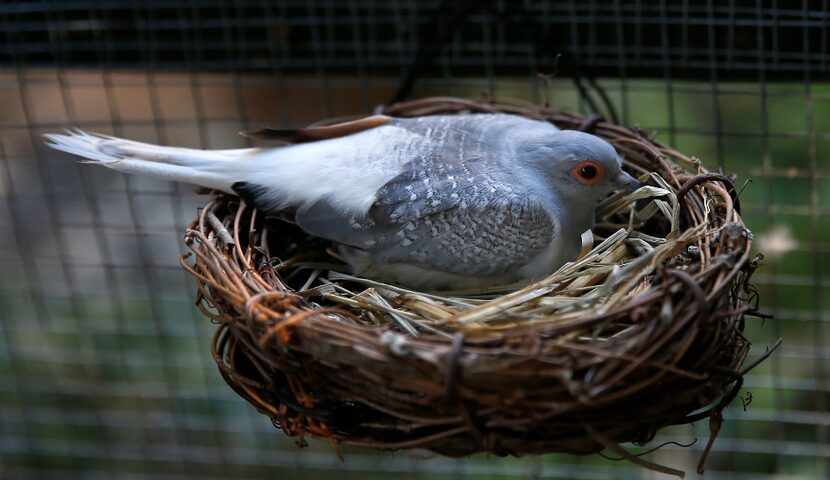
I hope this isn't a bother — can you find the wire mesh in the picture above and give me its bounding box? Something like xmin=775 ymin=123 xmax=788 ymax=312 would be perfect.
xmin=0 ymin=1 xmax=828 ymax=479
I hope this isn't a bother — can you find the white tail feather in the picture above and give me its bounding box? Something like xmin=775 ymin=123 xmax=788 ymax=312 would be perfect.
xmin=43 ymin=129 xmax=257 ymax=193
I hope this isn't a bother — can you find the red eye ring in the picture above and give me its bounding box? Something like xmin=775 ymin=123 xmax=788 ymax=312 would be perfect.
xmin=571 ymin=160 xmax=605 ymax=185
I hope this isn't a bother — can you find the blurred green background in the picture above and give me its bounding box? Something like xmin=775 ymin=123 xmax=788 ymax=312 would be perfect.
xmin=0 ymin=69 xmax=826 ymax=479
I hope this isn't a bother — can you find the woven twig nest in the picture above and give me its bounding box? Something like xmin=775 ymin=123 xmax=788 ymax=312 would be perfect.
xmin=181 ymin=97 xmax=765 ymax=476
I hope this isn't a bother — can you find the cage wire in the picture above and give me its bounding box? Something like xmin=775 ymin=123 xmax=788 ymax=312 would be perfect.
xmin=0 ymin=1 xmax=827 ymax=479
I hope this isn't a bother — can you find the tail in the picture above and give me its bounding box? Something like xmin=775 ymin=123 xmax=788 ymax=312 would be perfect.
xmin=43 ymin=129 xmax=258 ymax=193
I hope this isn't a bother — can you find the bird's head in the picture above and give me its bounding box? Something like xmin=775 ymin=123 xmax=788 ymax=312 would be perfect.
xmin=521 ymin=130 xmax=641 ymax=203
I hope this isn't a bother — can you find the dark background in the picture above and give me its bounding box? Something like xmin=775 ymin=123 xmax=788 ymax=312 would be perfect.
xmin=0 ymin=1 xmax=827 ymax=479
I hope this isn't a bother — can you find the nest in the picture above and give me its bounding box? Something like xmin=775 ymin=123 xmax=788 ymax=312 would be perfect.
xmin=181 ymin=97 xmax=768 ymax=477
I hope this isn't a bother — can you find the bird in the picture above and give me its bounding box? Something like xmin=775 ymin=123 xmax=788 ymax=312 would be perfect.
xmin=44 ymin=112 xmax=641 ymax=290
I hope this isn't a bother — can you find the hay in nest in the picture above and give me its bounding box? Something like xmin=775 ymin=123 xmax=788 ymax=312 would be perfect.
xmin=181 ymin=97 xmax=771 ymax=477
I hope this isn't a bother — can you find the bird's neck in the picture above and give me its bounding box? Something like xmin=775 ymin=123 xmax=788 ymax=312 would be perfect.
xmin=543 ymin=187 xmax=596 ymax=231
xmin=561 ymin=202 xmax=596 ymax=235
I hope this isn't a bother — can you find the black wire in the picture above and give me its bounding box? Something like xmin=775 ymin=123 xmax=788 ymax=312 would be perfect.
xmin=503 ymin=2 xmax=620 ymax=121
xmin=582 ymin=70 xmax=620 ymax=124
xmin=389 ymin=0 xmax=484 ymax=104
xmin=389 ymin=0 xmax=621 ymax=124
xmin=566 ymin=54 xmax=605 ymax=118
xmin=596 ymin=438 xmax=699 ymax=461
xmin=487 ymin=4 xmax=621 ymax=121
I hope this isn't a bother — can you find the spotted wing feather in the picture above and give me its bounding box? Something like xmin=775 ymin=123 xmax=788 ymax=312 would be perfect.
xmin=294 ymin=114 xmax=559 ymax=275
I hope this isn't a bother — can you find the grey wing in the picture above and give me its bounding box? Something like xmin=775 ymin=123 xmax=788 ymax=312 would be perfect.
xmin=286 ymin=113 xmax=558 ymax=273
xmin=372 ymin=201 xmax=555 ymax=276
xmin=297 ymin=196 xmax=555 ymax=275
xmin=370 ymin=113 xmax=558 ymax=221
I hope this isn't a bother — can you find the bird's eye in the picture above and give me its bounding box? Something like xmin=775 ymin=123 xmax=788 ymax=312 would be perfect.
xmin=571 ymin=160 xmax=605 ymax=185
xmin=580 ymin=165 xmax=597 ymax=179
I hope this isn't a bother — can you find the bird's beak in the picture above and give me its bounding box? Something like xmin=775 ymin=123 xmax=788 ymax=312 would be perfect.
xmin=613 ymin=171 xmax=642 ymax=193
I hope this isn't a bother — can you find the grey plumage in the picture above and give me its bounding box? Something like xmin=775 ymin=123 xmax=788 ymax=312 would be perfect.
xmin=44 ymin=113 xmax=641 ymax=290
xmin=288 ymin=115 xmax=558 ymax=280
